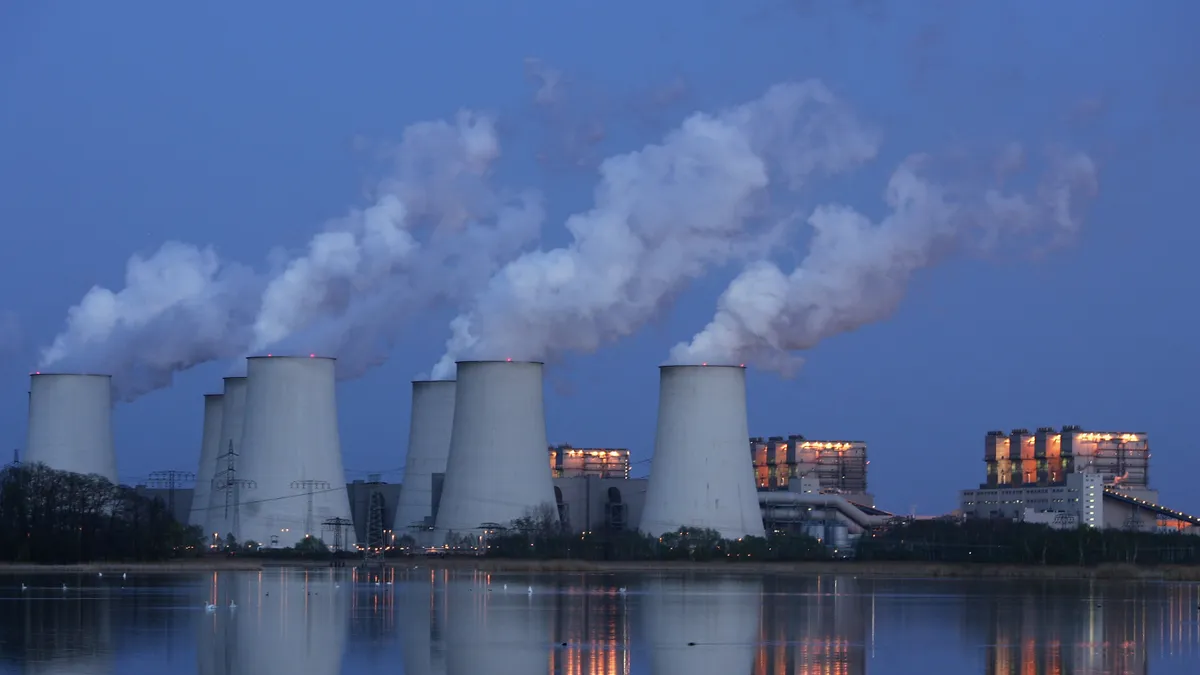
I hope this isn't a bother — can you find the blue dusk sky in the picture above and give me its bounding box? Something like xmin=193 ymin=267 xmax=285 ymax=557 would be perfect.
xmin=1 ymin=0 xmax=1198 ymax=515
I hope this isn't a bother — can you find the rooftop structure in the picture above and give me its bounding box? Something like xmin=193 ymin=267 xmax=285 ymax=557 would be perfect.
xmin=750 ymin=435 xmax=869 ymax=501
xmin=982 ymin=426 xmax=1149 ymax=489
xmin=549 ymin=444 xmax=630 ymax=479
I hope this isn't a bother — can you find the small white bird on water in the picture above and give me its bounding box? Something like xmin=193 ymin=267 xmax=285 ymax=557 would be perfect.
xmin=20 ymin=583 xmax=27 ymax=591
xmin=618 ymin=587 xmax=627 ymax=595
xmin=97 ymin=572 xmax=103 ymax=578
xmin=205 ymin=603 xmax=216 ymax=612
xmin=229 ymin=600 xmax=237 ymax=609
xmin=122 ymin=573 xmax=127 ymax=580
xmin=61 ymin=584 xmax=67 ymax=592
xmin=527 ymin=586 xmax=533 ymax=595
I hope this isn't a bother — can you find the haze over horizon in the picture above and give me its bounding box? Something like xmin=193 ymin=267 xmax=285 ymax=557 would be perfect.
xmin=2 ymin=1 xmax=1197 ymax=515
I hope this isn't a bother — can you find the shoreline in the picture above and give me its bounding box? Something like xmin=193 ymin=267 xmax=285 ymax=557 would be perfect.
xmin=2 ymin=558 xmax=1198 ymax=580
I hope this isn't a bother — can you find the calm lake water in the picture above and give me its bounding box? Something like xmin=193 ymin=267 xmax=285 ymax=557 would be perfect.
xmin=0 ymin=567 xmax=1197 ymax=674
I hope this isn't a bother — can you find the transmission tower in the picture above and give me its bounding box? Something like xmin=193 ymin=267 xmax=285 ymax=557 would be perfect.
xmin=147 ymin=469 xmax=195 ymax=516
xmin=214 ymin=441 xmax=255 ymax=543
xmin=363 ymin=473 xmax=385 ymax=565
xmin=291 ymin=479 xmax=331 ymax=537
xmin=321 ymin=517 xmax=353 ymax=553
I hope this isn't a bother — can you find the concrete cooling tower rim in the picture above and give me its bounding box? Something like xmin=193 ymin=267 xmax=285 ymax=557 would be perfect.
xmin=29 ymin=372 xmax=113 ymax=378
xmin=454 ymin=359 xmax=545 ymax=365
xmin=246 ymin=355 xmax=336 ymax=362
xmin=660 ymin=364 xmax=746 ymax=370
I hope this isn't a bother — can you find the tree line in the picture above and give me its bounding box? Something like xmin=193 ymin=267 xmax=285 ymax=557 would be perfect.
xmin=859 ymin=517 xmax=1200 ymax=566
xmin=0 ymin=463 xmax=203 ymax=563
xmin=467 ymin=504 xmax=1200 ymax=566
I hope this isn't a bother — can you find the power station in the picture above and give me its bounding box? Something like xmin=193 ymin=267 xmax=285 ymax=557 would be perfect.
xmin=17 ymin=358 xmax=1200 ymax=553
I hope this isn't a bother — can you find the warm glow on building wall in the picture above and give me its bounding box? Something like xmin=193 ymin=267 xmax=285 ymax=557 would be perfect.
xmin=749 ymin=435 xmax=868 ymax=495
xmin=548 ymin=444 xmax=631 ymax=479
xmin=982 ymin=426 xmax=1150 ymax=489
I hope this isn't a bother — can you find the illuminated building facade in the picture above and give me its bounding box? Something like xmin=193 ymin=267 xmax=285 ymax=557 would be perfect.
xmin=983 ymin=426 xmax=1149 ymax=489
xmin=549 ymin=444 xmax=631 ymax=479
xmin=964 ymin=425 xmax=1200 ymax=532
xmin=750 ymin=435 xmax=870 ymax=504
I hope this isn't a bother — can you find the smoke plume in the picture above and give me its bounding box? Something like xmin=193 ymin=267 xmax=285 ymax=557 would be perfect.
xmin=39 ymin=111 xmax=542 ymax=400
xmin=430 ymin=80 xmax=881 ymax=379
xmin=668 ymin=147 xmax=1099 ymax=373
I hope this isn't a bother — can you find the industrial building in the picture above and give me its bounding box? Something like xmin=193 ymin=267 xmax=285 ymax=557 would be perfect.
xmin=640 ymin=365 xmax=765 ymax=540
xmin=549 ymin=444 xmax=630 ymax=478
xmin=961 ymin=426 xmax=1200 ymax=532
xmin=750 ymin=435 xmax=872 ymax=506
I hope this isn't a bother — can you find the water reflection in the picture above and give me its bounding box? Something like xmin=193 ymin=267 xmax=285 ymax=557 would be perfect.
xmin=3 ymin=570 xmax=1200 ymax=673
xmin=197 ymin=568 xmax=350 ymax=675
xmin=16 ymin=582 xmax=113 ymax=675
xmin=756 ymin=576 xmax=866 ymax=675
xmin=641 ymin=576 xmax=762 ymax=675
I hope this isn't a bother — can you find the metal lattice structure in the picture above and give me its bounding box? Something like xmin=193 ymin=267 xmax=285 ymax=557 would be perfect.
xmin=363 ymin=473 xmax=385 ymax=565
xmin=147 ymin=469 xmax=195 ymax=515
xmin=321 ymin=517 xmax=353 ymax=553
xmin=213 ymin=441 xmax=255 ymax=543
xmin=291 ymin=479 xmax=331 ymax=537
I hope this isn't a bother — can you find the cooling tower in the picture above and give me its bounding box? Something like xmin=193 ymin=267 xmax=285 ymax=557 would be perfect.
xmin=640 ymin=365 xmax=765 ymax=539
xmin=444 ymin=572 xmax=552 ymax=675
xmin=394 ymin=380 xmax=456 ymax=544
xmin=234 ymin=569 xmax=349 ymax=675
xmin=236 ymin=356 xmax=356 ymax=548
xmin=204 ymin=376 xmax=248 ymax=542
xmin=641 ymin=576 xmax=762 ymax=675
xmin=433 ymin=361 xmax=558 ymax=540
xmin=25 ymin=373 xmax=117 ymax=483
xmin=189 ymin=394 xmax=225 ymax=529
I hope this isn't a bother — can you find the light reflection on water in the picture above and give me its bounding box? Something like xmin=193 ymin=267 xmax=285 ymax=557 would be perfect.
xmin=0 ymin=568 xmax=1197 ymax=674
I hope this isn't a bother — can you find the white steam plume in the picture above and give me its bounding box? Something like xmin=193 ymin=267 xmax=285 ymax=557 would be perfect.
xmin=430 ymin=81 xmax=881 ymax=379
xmin=249 ymin=111 xmax=544 ymax=378
xmin=668 ymin=147 xmax=1099 ymax=372
xmin=39 ymin=111 xmax=542 ymax=399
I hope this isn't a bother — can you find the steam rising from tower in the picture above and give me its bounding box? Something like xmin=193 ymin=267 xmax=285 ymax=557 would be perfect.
xmin=188 ymin=393 xmax=224 ymax=528
xmin=639 ymin=365 xmax=764 ymax=539
xmin=236 ymin=356 xmax=356 ymax=547
xmin=37 ymin=112 xmax=543 ymax=401
xmin=434 ymin=361 xmax=557 ymax=539
xmin=25 ymin=374 xmax=118 ymax=483
xmin=430 ymin=80 xmax=879 ymax=378
xmin=670 ymin=148 xmax=1100 ymax=372
xmin=394 ymin=380 xmax=456 ymax=543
